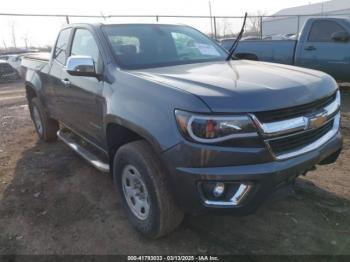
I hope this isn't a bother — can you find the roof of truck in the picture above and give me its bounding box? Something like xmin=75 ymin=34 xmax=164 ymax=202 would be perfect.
xmin=61 ymin=22 xmax=187 ymax=29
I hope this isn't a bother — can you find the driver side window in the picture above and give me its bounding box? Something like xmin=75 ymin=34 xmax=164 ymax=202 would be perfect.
xmin=71 ymin=29 xmax=100 ymax=63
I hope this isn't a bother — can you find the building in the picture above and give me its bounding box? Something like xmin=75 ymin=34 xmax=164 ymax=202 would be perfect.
xmin=262 ymin=0 xmax=350 ymax=37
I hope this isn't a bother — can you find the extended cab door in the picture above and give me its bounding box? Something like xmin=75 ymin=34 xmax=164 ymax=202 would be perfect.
xmin=59 ymin=28 xmax=106 ymax=147
xmin=45 ymin=28 xmax=72 ymax=119
xmin=296 ymin=19 xmax=350 ymax=82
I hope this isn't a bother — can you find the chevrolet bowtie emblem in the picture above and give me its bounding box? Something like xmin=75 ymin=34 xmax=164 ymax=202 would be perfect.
xmin=309 ymin=112 xmax=328 ymax=129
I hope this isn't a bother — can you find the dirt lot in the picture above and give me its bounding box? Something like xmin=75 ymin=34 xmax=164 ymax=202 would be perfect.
xmin=0 ymin=81 xmax=349 ymax=255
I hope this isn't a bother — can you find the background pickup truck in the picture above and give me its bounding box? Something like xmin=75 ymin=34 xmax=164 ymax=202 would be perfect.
xmin=22 ymin=22 xmax=342 ymax=239
xmin=0 ymin=60 xmax=19 ymax=82
xmin=227 ymin=18 xmax=350 ymax=82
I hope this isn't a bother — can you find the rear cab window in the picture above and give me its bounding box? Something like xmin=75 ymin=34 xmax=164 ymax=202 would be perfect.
xmin=53 ymin=28 xmax=72 ymax=64
xmin=308 ymin=21 xmax=346 ymax=42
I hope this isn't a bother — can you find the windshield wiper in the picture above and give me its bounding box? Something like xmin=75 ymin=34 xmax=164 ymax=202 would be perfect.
xmin=226 ymin=12 xmax=248 ymax=61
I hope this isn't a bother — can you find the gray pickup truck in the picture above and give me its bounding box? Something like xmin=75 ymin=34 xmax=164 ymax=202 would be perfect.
xmin=222 ymin=18 xmax=350 ymax=82
xmin=22 ymin=23 xmax=342 ymax=238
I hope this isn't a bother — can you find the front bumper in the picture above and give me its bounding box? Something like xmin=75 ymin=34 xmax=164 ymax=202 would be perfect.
xmin=162 ymin=130 xmax=342 ymax=215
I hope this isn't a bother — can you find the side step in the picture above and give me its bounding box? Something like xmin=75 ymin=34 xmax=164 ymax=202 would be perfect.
xmin=57 ymin=129 xmax=110 ymax=173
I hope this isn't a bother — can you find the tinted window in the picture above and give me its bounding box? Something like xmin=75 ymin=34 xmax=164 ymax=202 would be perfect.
xmin=71 ymin=29 xmax=100 ymax=63
xmin=308 ymin=21 xmax=346 ymax=42
xmin=54 ymin=28 xmax=72 ymax=64
xmin=103 ymin=24 xmax=227 ymax=69
xmin=109 ymin=36 xmax=141 ymax=55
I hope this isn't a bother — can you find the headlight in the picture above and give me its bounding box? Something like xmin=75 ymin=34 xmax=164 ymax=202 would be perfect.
xmin=175 ymin=110 xmax=258 ymax=144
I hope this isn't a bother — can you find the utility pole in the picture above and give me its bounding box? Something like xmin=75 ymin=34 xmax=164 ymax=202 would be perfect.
xmin=209 ymin=1 xmax=214 ymax=37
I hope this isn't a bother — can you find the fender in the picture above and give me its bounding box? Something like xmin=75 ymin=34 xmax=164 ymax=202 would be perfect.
xmin=23 ymin=59 xmax=48 ymax=105
xmin=102 ymin=70 xmax=212 ymax=154
xmin=104 ymin=114 xmax=163 ymax=154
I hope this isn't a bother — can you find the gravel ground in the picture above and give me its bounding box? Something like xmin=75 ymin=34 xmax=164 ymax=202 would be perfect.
xmin=0 ymin=81 xmax=349 ymax=255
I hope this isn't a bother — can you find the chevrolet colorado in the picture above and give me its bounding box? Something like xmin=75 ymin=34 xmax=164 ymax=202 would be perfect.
xmin=222 ymin=18 xmax=350 ymax=82
xmin=22 ymin=23 xmax=343 ymax=238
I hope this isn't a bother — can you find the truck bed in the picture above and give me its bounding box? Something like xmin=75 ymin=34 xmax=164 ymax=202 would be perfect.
xmin=21 ymin=52 xmax=50 ymax=72
xmin=23 ymin=52 xmax=50 ymax=62
xmin=21 ymin=52 xmax=51 ymax=83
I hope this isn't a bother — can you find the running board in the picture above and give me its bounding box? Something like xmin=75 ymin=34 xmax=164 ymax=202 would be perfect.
xmin=57 ymin=130 xmax=110 ymax=173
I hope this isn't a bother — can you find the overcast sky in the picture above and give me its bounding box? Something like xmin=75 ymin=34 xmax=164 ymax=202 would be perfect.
xmin=0 ymin=0 xmax=325 ymax=47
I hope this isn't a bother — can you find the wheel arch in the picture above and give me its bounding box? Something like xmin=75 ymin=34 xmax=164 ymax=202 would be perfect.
xmin=105 ymin=115 xmax=163 ymax=170
xmin=25 ymin=82 xmax=38 ymax=102
xmin=25 ymin=82 xmax=42 ymax=112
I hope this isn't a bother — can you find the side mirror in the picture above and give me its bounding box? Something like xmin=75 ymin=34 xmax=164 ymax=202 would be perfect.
xmin=66 ymin=56 xmax=97 ymax=77
xmin=331 ymin=31 xmax=350 ymax=42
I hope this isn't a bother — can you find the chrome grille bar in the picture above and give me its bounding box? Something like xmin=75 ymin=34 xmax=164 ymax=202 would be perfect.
xmin=273 ymin=113 xmax=340 ymax=160
xmin=250 ymin=90 xmax=341 ymax=160
xmin=251 ymin=90 xmax=340 ymax=138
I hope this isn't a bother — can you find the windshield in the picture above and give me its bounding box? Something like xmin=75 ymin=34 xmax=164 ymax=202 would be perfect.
xmin=102 ymin=24 xmax=228 ymax=69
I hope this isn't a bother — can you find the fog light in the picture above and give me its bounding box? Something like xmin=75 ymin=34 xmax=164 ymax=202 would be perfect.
xmin=213 ymin=182 xmax=225 ymax=198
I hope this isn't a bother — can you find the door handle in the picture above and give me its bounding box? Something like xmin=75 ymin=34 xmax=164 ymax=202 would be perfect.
xmin=304 ymin=46 xmax=316 ymax=51
xmin=61 ymin=78 xmax=71 ymax=86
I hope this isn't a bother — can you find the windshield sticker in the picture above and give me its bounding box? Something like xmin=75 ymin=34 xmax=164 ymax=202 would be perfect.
xmin=195 ymin=43 xmax=220 ymax=56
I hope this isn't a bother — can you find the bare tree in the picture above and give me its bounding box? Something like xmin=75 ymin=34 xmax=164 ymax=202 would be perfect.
xmin=247 ymin=11 xmax=267 ymax=37
xmin=9 ymin=21 xmax=17 ymax=48
xmin=22 ymin=31 xmax=30 ymax=49
xmin=22 ymin=37 xmax=29 ymax=49
xmin=2 ymin=38 xmax=7 ymax=50
xmin=216 ymin=18 xmax=234 ymax=39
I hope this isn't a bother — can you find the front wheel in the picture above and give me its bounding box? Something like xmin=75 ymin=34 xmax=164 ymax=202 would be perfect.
xmin=113 ymin=140 xmax=184 ymax=239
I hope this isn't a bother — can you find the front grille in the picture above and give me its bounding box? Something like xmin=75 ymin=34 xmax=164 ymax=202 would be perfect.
xmin=255 ymin=92 xmax=337 ymax=123
xmin=268 ymin=119 xmax=334 ymax=156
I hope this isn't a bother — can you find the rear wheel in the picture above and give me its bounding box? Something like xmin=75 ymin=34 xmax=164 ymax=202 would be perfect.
xmin=113 ymin=140 xmax=184 ymax=239
xmin=30 ymin=98 xmax=59 ymax=142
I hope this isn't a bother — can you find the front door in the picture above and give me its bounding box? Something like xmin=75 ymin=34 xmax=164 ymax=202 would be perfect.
xmin=59 ymin=28 xmax=105 ymax=147
xmin=297 ymin=20 xmax=350 ymax=82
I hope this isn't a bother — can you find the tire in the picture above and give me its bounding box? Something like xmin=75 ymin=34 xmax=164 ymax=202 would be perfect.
xmin=30 ymin=97 xmax=59 ymax=142
xmin=113 ymin=140 xmax=184 ymax=239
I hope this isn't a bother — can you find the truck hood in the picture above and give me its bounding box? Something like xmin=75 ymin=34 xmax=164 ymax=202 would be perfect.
xmin=130 ymin=60 xmax=338 ymax=113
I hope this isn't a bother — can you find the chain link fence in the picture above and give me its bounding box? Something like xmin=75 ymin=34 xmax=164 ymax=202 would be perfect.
xmin=1 ymin=12 xmax=350 ymax=52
